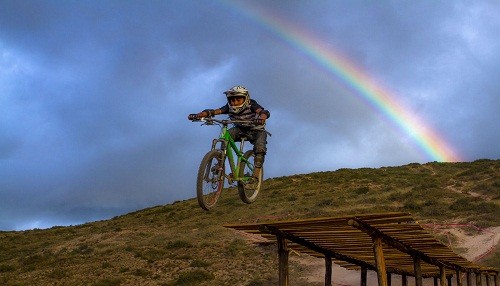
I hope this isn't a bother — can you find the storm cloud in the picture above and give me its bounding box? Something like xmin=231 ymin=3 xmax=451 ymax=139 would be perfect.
xmin=1 ymin=1 xmax=499 ymax=230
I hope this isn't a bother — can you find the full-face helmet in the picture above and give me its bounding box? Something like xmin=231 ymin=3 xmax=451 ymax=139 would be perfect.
xmin=224 ymin=85 xmax=250 ymax=114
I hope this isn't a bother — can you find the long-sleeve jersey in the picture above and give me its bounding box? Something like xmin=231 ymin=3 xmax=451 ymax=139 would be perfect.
xmin=219 ymin=99 xmax=270 ymax=129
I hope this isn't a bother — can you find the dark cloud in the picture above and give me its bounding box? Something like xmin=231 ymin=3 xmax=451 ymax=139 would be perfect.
xmin=1 ymin=0 xmax=499 ymax=230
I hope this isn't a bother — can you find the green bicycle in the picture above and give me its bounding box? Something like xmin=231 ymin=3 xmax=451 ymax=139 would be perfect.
xmin=191 ymin=117 xmax=266 ymax=210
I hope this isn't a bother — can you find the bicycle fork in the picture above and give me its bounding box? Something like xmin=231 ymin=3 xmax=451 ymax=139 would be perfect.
xmin=210 ymin=138 xmax=227 ymax=182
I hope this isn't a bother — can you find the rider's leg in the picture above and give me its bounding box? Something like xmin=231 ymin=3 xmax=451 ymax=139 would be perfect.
xmin=252 ymin=130 xmax=267 ymax=179
xmin=228 ymin=126 xmax=243 ymax=141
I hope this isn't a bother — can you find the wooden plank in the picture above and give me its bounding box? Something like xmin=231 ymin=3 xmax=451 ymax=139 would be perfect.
xmin=260 ymin=225 xmax=379 ymax=271
xmin=374 ymin=236 xmax=388 ymax=286
xmin=349 ymin=218 xmax=464 ymax=272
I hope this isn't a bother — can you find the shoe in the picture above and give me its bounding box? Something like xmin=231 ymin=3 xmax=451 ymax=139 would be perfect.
xmin=245 ymin=176 xmax=259 ymax=190
xmin=243 ymin=167 xmax=261 ymax=190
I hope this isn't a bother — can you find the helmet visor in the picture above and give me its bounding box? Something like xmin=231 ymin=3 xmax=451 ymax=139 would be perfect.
xmin=225 ymin=92 xmax=246 ymax=97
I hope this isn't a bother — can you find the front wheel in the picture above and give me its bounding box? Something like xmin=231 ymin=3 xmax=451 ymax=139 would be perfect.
xmin=197 ymin=150 xmax=225 ymax=210
xmin=238 ymin=150 xmax=262 ymax=204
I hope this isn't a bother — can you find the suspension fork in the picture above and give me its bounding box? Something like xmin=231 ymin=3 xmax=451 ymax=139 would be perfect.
xmin=210 ymin=138 xmax=227 ymax=180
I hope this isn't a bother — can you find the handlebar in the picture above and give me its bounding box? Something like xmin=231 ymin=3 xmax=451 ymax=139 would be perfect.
xmin=191 ymin=117 xmax=272 ymax=136
xmin=192 ymin=117 xmax=255 ymax=126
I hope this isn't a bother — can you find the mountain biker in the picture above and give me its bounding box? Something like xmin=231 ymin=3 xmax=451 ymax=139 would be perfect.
xmin=188 ymin=85 xmax=270 ymax=182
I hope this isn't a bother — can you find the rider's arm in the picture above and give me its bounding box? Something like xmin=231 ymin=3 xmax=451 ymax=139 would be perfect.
xmin=251 ymin=100 xmax=270 ymax=120
xmin=197 ymin=108 xmax=223 ymax=118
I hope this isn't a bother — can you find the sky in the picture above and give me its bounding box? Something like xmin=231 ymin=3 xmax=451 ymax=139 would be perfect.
xmin=1 ymin=0 xmax=499 ymax=231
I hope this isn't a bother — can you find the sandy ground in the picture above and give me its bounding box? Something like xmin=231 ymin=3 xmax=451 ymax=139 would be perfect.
xmin=292 ymin=225 xmax=500 ymax=286
xmin=447 ymin=226 xmax=500 ymax=261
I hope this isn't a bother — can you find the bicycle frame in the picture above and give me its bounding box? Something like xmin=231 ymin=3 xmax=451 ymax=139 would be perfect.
xmin=210 ymin=123 xmax=253 ymax=184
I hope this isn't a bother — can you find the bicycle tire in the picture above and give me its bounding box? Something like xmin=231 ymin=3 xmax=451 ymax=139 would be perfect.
xmin=237 ymin=150 xmax=262 ymax=204
xmin=197 ymin=150 xmax=225 ymax=210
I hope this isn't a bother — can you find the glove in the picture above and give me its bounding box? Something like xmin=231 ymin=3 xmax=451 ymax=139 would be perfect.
xmin=253 ymin=118 xmax=266 ymax=125
xmin=188 ymin=114 xmax=200 ymax=121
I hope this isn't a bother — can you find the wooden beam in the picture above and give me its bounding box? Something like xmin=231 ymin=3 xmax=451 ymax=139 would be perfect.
xmin=373 ymin=236 xmax=388 ymax=286
xmin=387 ymin=272 xmax=392 ymax=286
xmin=486 ymin=273 xmax=491 ymax=286
xmin=349 ymin=219 xmax=464 ymax=272
xmin=277 ymin=235 xmax=289 ymax=286
xmin=414 ymin=257 xmax=423 ymax=286
xmin=440 ymin=265 xmax=447 ymax=286
xmin=456 ymin=270 xmax=463 ymax=286
xmin=477 ymin=272 xmax=482 ymax=286
xmin=260 ymin=225 xmax=377 ymax=271
xmin=361 ymin=267 xmax=367 ymax=286
xmin=467 ymin=271 xmax=473 ymax=286
xmin=325 ymin=255 xmax=332 ymax=286
xmin=402 ymin=274 xmax=408 ymax=286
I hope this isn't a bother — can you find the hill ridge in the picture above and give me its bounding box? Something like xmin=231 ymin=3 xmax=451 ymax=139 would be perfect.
xmin=0 ymin=159 xmax=498 ymax=285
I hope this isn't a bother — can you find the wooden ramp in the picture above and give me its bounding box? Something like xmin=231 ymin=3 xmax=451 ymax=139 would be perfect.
xmin=224 ymin=212 xmax=498 ymax=286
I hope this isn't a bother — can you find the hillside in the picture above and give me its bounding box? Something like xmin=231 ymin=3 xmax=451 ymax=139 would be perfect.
xmin=0 ymin=159 xmax=499 ymax=285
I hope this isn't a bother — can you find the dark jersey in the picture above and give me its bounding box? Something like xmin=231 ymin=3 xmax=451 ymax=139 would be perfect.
xmin=219 ymin=99 xmax=269 ymax=129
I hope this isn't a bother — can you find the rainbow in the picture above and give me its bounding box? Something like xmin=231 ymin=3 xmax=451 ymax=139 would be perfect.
xmin=221 ymin=0 xmax=461 ymax=162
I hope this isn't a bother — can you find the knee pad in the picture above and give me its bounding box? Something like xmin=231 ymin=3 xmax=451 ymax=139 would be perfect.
xmin=254 ymin=154 xmax=265 ymax=168
xmin=253 ymin=145 xmax=267 ymax=155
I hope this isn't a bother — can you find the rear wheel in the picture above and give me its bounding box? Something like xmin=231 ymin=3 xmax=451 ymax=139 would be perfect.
xmin=197 ymin=150 xmax=225 ymax=210
xmin=238 ymin=150 xmax=262 ymax=204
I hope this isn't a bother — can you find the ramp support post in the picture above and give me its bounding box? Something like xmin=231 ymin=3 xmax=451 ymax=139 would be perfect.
xmin=277 ymin=235 xmax=289 ymax=286
xmin=325 ymin=255 xmax=332 ymax=286
xmin=373 ymin=236 xmax=388 ymax=286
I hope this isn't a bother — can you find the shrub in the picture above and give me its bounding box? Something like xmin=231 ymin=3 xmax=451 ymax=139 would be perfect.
xmin=476 ymin=202 xmax=498 ymax=214
xmin=449 ymin=198 xmax=474 ymax=211
xmin=403 ymin=201 xmax=422 ymax=211
xmin=0 ymin=264 xmax=15 ymax=273
xmin=354 ymin=186 xmax=370 ymax=195
xmin=316 ymin=198 xmax=334 ymax=207
xmin=93 ymin=278 xmax=122 ymax=286
xmin=172 ymin=270 xmax=215 ymax=285
xmin=48 ymin=268 xmax=68 ymax=279
xmin=224 ymin=239 xmax=246 ymax=256
xmin=190 ymin=259 xmax=211 ymax=267
xmin=166 ymin=240 xmax=193 ymax=249
xmin=248 ymin=278 xmax=277 ymax=286
xmin=73 ymin=244 xmax=93 ymax=254
xmin=132 ymin=268 xmax=152 ymax=277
